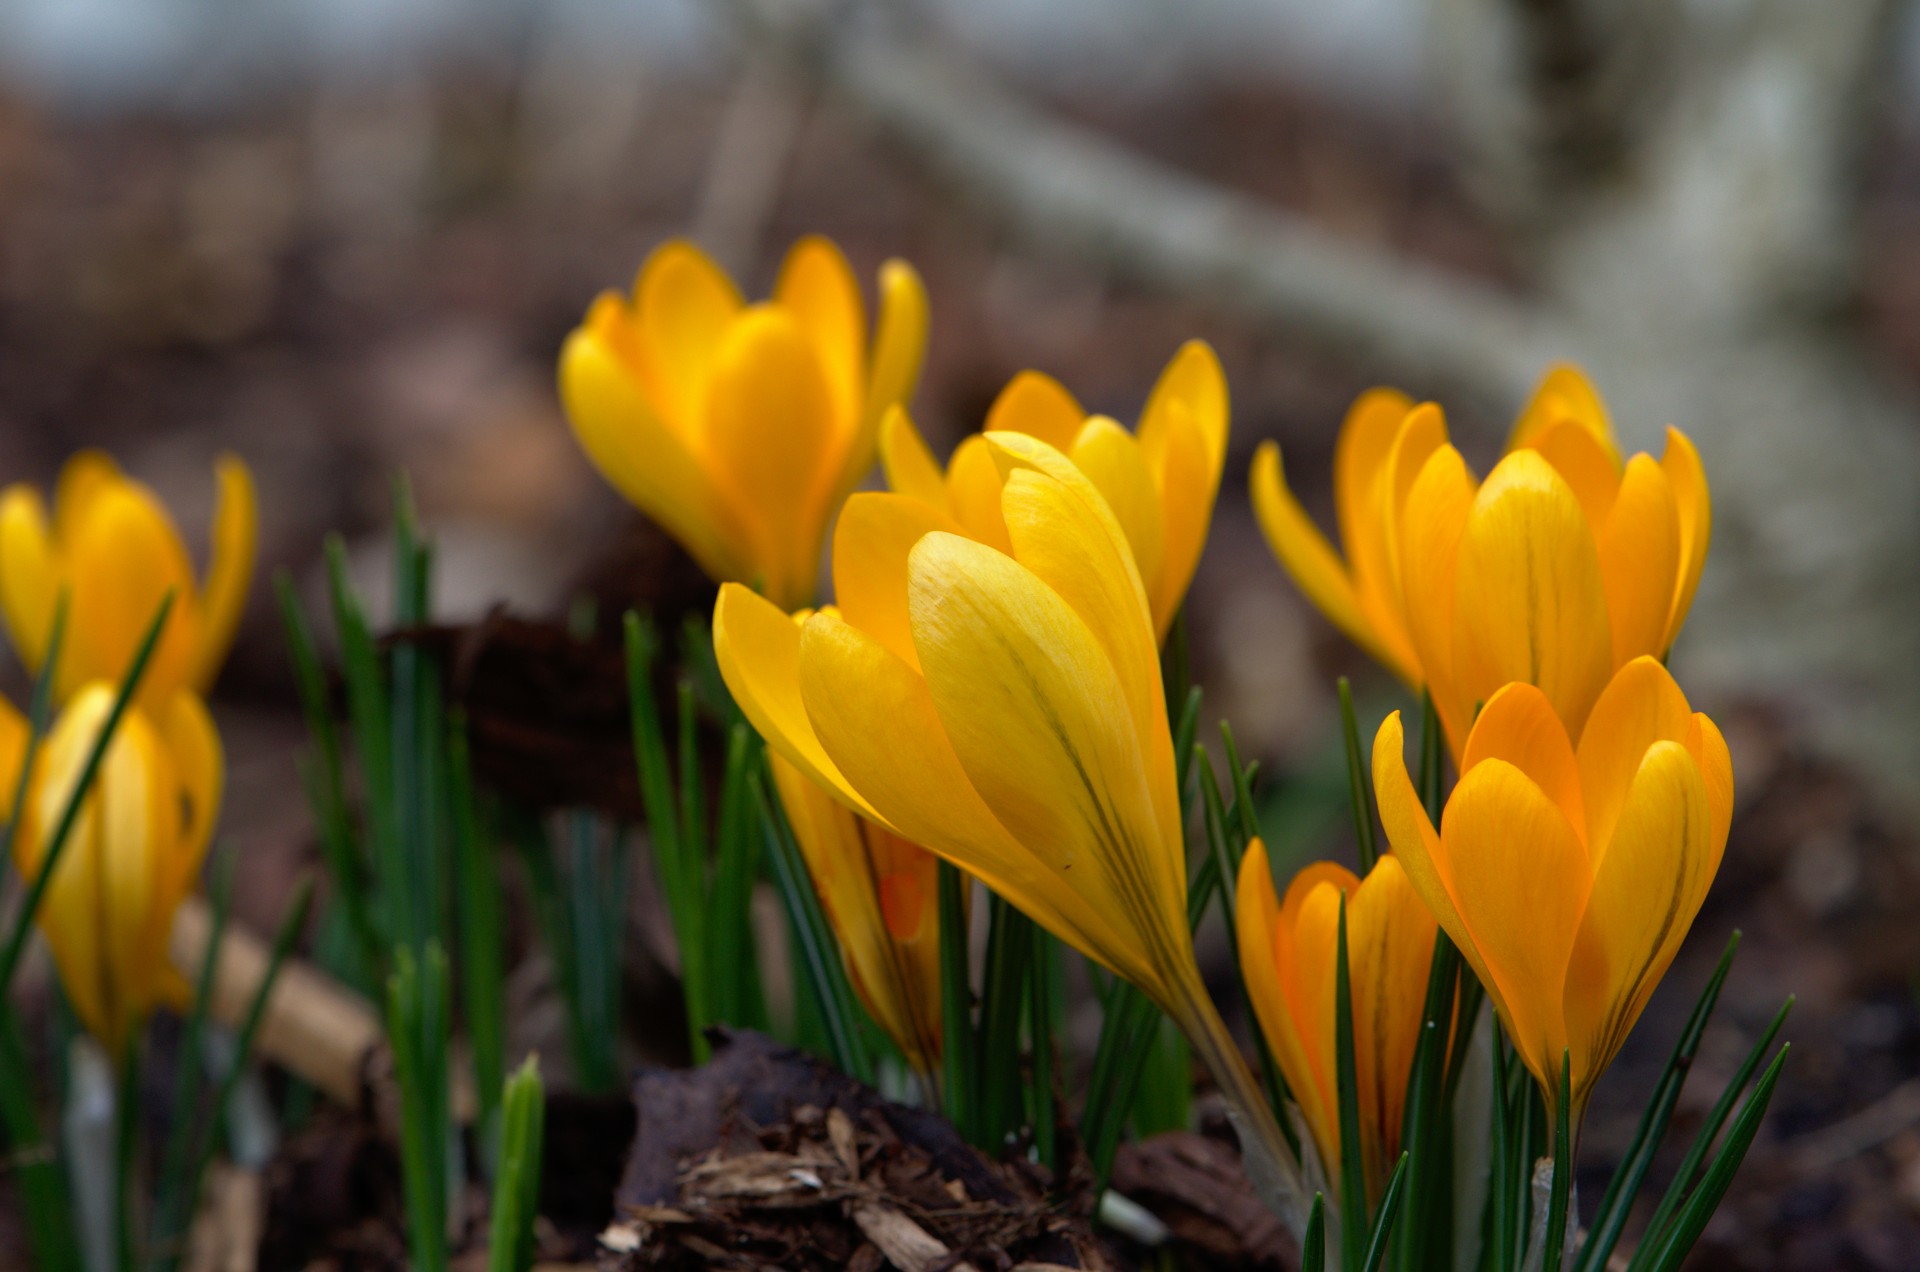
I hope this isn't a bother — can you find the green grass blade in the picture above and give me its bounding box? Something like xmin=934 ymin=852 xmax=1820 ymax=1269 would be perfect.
xmin=1393 ymin=930 xmax=1460 ymax=1272
xmin=1543 ymin=1052 xmax=1573 ymax=1272
xmin=1336 ymin=896 xmax=1370 ymax=1272
xmin=936 ymin=859 xmax=975 ymax=1140
xmin=1337 ymin=677 xmax=1378 ymax=873
xmin=1028 ymin=933 xmax=1060 ymax=1178
xmin=1416 ymin=691 xmax=1444 ymax=824
xmin=387 ymin=941 xmax=452 ymax=1272
xmin=450 ymin=718 xmax=507 ymax=1163
xmin=1301 ymin=1193 xmax=1327 ymax=1272
xmin=1361 ymin=1153 xmax=1411 ymax=1272
xmin=977 ymin=895 xmax=1035 ymax=1149
xmin=1490 ymin=1033 xmax=1517 ymax=1272
xmin=1172 ymin=685 xmax=1203 ymax=820
xmin=1640 ymin=1044 xmax=1789 ymax=1272
xmin=1217 ymin=721 xmax=1260 ymax=845
xmin=487 ymin=1057 xmax=546 ymax=1272
xmin=565 ymin=813 xmax=621 ymax=1093
xmin=710 ymin=726 xmax=769 ymax=1031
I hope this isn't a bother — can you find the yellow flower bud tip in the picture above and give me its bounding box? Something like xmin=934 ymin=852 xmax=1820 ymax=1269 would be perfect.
xmin=560 ymin=235 xmax=930 ymax=611
xmin=0 ymin=451 xmax=258 ymax=712
xmin=13 ymin=683 xmax=223 ymax=1055
xmin=1254 ymin=364 xmax=1710 ymax=757
xmin=1235 ymin=840 xmax=1435 ymax=1202
xmin=1371 ymin=655 xmax=1731 ymax=1118
xmin=879 ymin=340 xmax=1229 ymax=644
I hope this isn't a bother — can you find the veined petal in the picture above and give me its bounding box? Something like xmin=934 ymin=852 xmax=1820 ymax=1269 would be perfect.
xmin=832 ymin=492 xmax=964 ymax=671
xmin=1597 ymin=454 xmax=1681 ymax=665
xmin=1575 ymin=656 xmax=1694 ymax=867
xmin=945 ymin=436 xmax=1013 ymax=553
xmin=1289 ymin=866 xmax=1352 ymax=1168
xmin=702 ymin=306 xmax=840 ymax=609
xmin=0 ymin=485 xmax=59 ymax=674
xmin=1379 ymin=403 xmax=1449 ymax=600
xmin=1250 ymin=443 xmax=1394 ymax=676
xmin=985 ymin=371 xmax=1084 ymax=453
xmin=67 ymin=483 xmax=202 ymax=710
xmin=879 ymin=406 xmax=951 ymax=511
xmin=1507 ymin=364 xmax=1620 ymax=465
xmin=1659 ymin=427 xmax=1711 ymax=654
xmin=1686 ymin=711 xmax=1735 ymax=863
xmin=1396 ymin=445 xmax=1475 ymax=742
xmin=1461 ymin=683 xmax=1587 ymax=849
xmin=1069 ymin=417 xmax=1166 ymax=601
xmin=1335 ymin=390 xmax=1418 ymax=673
xmin=1452 ymin=450 xmax=1613 ymax=740
xmin=1440 ymin=758 xmax=1589 ymax=1089
xmin=633 ymin=239 xmax=743 ymax=438
xmin=1139 ymin=398 xmax=1216 ymax=640
xmin=190 ymin=455 xmax=257 ymax=694
xmin=1347 ymin=854 xmax=1435 ymax=1192
xmin=714 ymin=585 xmax=879 ymax=822
xmin=560 ymin=322 xmax=747 ymax=585
xmin=1564 ymin=741 xmax=1716 ymax=1102
xmin=864 ymin=259 xmax=930 ymax=441
xmin=775 ymin=235 xmax=866 ymax=444
xmin=1527 ymin=419 xmax=1621 ymax=530
xmin=797 ymin=609 xmax=1141 ymax=984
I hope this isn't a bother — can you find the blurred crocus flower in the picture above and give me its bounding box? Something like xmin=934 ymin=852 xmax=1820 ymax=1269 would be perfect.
xmin=1235 ymin=840 xmax=1435 ymax=1203
xmin=771 ymin=749 xmax=945 ymax=1071
xmin=12 ymin=682 xmax=222 ymax=1057
xmin=716 ymin=432 xmax=1307 ymax=1227
xmin=1252 ymin=366 xmax=1709 ymax=752
xmin=1372 ymin=656 xmax=1731 ymax=1118
xmin=0 ymin=451 xmax=257 ymax=713
xmin=560 ymin=236 xmax=929 ymax=610
xmin=880 ymin=340 xmax=1227 ymax=642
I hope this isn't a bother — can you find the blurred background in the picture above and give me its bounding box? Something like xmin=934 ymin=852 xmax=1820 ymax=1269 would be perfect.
xmin=3 ymin=1 xmax=1920 ymax=1266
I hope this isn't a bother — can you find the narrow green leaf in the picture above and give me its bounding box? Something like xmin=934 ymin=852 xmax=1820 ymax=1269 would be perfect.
xmin=450 ymin=718 xmax=507 ymax=1162
xmin=936 ymin=859 xmax=975 ymax=1141
xmin=1337 ymin=677 xmax=1377 ymax=873
xmin=1301 ymin=1193 xmax=1327 ymax=1272
xmin=1393 ymin=930 xmax=1460 ymax=1272
xmin=1490 ymin=1032 xmax=1517 ymax=1272
xmin=1416 ymin=691 xmax=1444 ymax=824
xmin=114 ymin=1037 xmax=142 ymax=1272
xmin=1172 ymin=685 xmax=1204 ymax=821
xmin=1028 ymin=933 xmax=1060 ymax=1178
xmin=1361 ymin=1152 xmax=1411 ymax=1272
xmin=0 ymin=1007 xmax=83 ymax=1272
xmin=387 ymin=940 xmax=452 ymax=1272
xmin=487 ymin=1058 xmax=546 ymax=1272
xmin=977 ymin=896 xmax=1035 ymax=1149
xmin=1218 ymin=721 xmax=1260 ymax=845
xmin=1543 ymin=1052 xmax=1573 ymax=1272
xmin=709 ymin=726 xmax=768 ymax=1031
xmin=1335 ymin=896 xmax=1370 ymax=1272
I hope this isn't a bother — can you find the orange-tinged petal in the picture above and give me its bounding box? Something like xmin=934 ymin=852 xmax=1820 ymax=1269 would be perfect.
xmin=1659 ymin=427 xmax=1711 ymax=654
xmin=1527 ymin=419 xmax=1621 ymax=530
xmin=53 ymin=450 xmax=123 ymax=544
xmin=1250 ymin=442 xmax=1385 ymax=673
xmin=1460 ymin=683 xmax=1586 ymax=848
xmin=1574 ymin=656 xmax=1695 ymax=867
xmin=1687 ymin=711 xmax=1735 ymax=860
xmin=66 ymin=483 xmax=201 ymax=711
xmin=865 ymin=259 xmax=929 ymax=441
xmin=190 ymin=455 xmax=257 ymax=694
xmin=1451 ymin=450 xmax=1613 ymax=739
xmin=1345 ymin=854 xmax=1435 ymax=1190
xmin=1332 ymin=389 xmax=1414 ymax=581
xmin=713 ymin=584 xmax=879 ymax=822
xmin=1396 ymin=445 xmax=1475 ymax=742
xmin=0 ymin=485 xmax=59 ymax=674
xmin=702 ymin=306 xmax=840 ymax=609
xmin=1564 ymin=741 xmax=1717 ymax=1102
xmin=158 ymin=690 xmax=222 ymax=888
xmin=1069 ymin=417 xmax=1166 ymax=598
xmin=1507 ymin=364 xmax=1620 ymax=465
xmin=633 ymin=239 xmax=744 ymax=437
xmin=1378 ymin=403 xmax=1449 ymax=600
xmin=1139 ymin=340 xmax=1228 ymax=475
xmin=945 ymin=436 xmax=1013 ymax=553
xmin=1439 ymin=758 xmax=1589 ymax=1087
xmin=775 ymin=235 xmax=866 ymax=442
xmin=0 ymin=695 xmax=24 ymax=806
xmin=984 ymin=370 xmax=1084 ymax=453
xmin=879 ymin=406 xmax=950 ymax=511
xmin=831 ymin=492 xmax=964 ymax=671
xmin=1597 ymin=454 xmax=1681 ymax=665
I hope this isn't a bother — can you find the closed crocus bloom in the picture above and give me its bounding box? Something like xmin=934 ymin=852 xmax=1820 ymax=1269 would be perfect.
xmin=1235 ymin=842 xmax=1435 ymax=1202
xmin=879 ymin=340 xmax=1228 ymax=641
xmin=560 ymin=236 xmax=930 ymax=610
xmin=771 ymin=750 xmax=944 ymax=1070
xmin=717 ymin=431 xmax=1306 ymax=1224
xmin=14 ymin=682 xmax=223 ymax=1056
xmin=0 ymin=450 xmax=257 ymax=713
xmin=1252 ymin=365 xmax=1709 ymax=753
xmin=1371 ymin=656 xmax=1732 ymax=1117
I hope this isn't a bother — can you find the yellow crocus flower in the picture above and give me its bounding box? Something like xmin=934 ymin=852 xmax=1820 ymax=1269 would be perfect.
xmin=559 ymin=236 xmax=929 ymax=610
xmin=716 ymin=431 xmax=1306 ymax=1226
xmin=771 ymin=751 xmax=944 ymax=1070
xmin=0 ymin=450 xmax=257 ymax=713
xmin=13 ymin=682 xmax=223 ymax=1056
xmin=1252 ymin=365 xmax=1709 ymax=753
xmin=880 ymin=340 xmax=1227 ymax=641
xmin=1371 ymin=656 xmax=1732 ymax=1118
xmin=1235 ymin=841 xmax=1435 ymax=1203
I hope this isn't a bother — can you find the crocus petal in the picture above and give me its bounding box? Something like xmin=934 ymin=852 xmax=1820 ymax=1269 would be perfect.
xmin=1139 ymin=341 xmax=1228 ymax=471
xmin=1250 ymin=442 xmax=1389 ymax=673
xmin=1139 ymin=398 xmax=1215 ymax=639
xmin=1527 ymin=419 xmax=1621 ymax=530
xmin=1461 ymin=683 xmax=1587 ymax=848
xmin=1378 ymin=404 xmax=1449 ymax=598
xmin=1332 ymin=388 xmax=1415 ymax=595
xmin=190 ymin=455 xmax=257 ymax=694
xmin=1395 ymin=446 xmax=1475 ymax=744
xmin=67 ymin=483 xmax=202 ymax=711
xmin=985 ymin=370 xmax=1084 ymax=453
xmin=775 ymin=235 xmax=866 ymax=443
xmin=832 ymin=492 xmax=965 ymax=672
xmin=1346 ymin=854 xmax=1435 ymax=1190
xmin=1440 ymin=758 xmax=1589 ymax=1087
xmin=0 ymin=696 xmax=25 ymax=804
xmin=945 ymin=436 xmax=1014 ymax=553
xmin=1564 ymin=741 xmax=1716 ymax=1100
xmin=879 ymin=406 xmax=951 ymax=511
xmin=1597 ymin=454 xmax=1682 ymax=665
xmin=1686 ymin=711 xmax=1736 ymax=860
xmin=1452 ymin=450 xmax=1613 ymax=740
xmin=1575 ymin=656 xmax=1695 ymax=868
xmin=713 ymin=584 xmax=880 ymax=822
xmin=560 ymin=318 xmax=747 ymax=585
xmin=1659 ymin=427 xmax=1711 ymax=654
xmin=0 ymin=485 xmax=59 ymax=674
xmin=865 ymin=259 xmax=930 ymax=441
xmin=1237 ymin=841 xmax=1339 ymax=1174
xmin=1069 ymin=417 xmax=1166 ymax=600
xmin=702 ymin=307 xmax=840 ymax=609
xmin=53 ymin=450 xmax=123 ymax=543
xmin=158 ymin=690 xmax=222 ymax=886
xmin=633 ymin=239 xmax=744 ymax=438
xmin=1507 ymin=364 xmax=1621 ymax=465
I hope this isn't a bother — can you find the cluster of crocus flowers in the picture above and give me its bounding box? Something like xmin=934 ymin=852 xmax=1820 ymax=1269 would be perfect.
xmin=1252 ymin=365 xmax=1710 ymax=754
xmin=880 ymin=340 xmax=1227 ymax=642
xmin=1372 ymin=656 xmax=1731 ymax=1119
xmin=560 ymin=236 xmax=929 ymax=610
xmin=716 ymin=432 xmax=1307 ymax=1224
xmin=0 ymin=450 xmax=257 ymax=713
xmin=1235 ymin=840 xmax=1435 ymax=1201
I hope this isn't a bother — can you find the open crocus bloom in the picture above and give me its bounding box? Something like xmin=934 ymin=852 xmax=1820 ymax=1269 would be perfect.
xmin=560 ymin=236 xmax=929 ymax=610
xmin=879 ymin=340 xmax=1227 ymax=642
xmin=717 ymin=430 xmax=1306 ymax=1228
xmin=0 ymin=451 xmax=257 ymax=713
xmin=1253 ymin=365 xmax=1710 ymax=754
xmin=770 ymin=749 xmax=945 ymax=1071
xmin=12 ymin=682 xmax=223 ymax=1057
xmin=1236 ymin=841 xmax=1435 ymax=1203
xmin=1372 ymin=656 xmax=1732 ymax=1118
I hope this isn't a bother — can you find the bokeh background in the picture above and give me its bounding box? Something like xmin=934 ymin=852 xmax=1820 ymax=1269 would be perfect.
xmin=3 ymin=1 xmax=1920 ymax=1266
